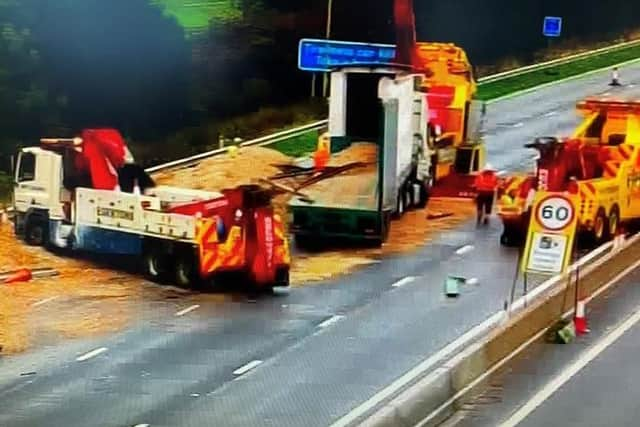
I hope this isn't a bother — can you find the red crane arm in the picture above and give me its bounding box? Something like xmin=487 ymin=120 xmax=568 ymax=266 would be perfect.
xmin=393 ymin=0 xmax=418 ymax=69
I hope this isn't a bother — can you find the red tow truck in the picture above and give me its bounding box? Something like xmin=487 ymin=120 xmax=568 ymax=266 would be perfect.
xmin=12 ymin=128 xmax=290 ymax=290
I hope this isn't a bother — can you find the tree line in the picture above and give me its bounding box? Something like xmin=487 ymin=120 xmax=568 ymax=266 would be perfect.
xmin=1 ymin=0 xmax=639 ymax=174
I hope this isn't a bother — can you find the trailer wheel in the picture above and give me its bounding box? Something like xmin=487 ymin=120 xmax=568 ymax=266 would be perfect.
xmin=609 ymin=205 xmax=620 ymax=237
xmin=416 ymin=181 xmax=430 ymax=209
xmin=25 ymin=220 xmax=48 ymax=247
xmin=394 ymin=190 xmax=406 ymax=219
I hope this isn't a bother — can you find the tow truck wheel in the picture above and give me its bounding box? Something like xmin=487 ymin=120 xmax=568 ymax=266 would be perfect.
xmin=143 ymin=249 xmax=168 ymax=283
xmin=174 ymin=250 xmax=200 ymax=289
xmin=609 ymin=206 xmax=620 ymax=237
xmin=594 ymin=208 xmax=609 ymax=244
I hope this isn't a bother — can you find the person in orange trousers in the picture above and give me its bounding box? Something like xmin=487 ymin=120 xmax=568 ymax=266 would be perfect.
xmin=473 ymin=164 xmax=499 ymax=225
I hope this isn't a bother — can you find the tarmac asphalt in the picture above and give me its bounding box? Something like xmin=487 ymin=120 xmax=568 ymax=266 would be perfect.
xmin=2 ymin=64 xmax=640 ymax=427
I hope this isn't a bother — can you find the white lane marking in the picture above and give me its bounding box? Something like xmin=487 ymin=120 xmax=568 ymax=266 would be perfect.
xmin=587 ymin=258 xmax=640 ymax=305
xmin=233 ymin=360 xmax=263 ymax=376
xmin=512 ymin=122 xmax=524 ymax=128
xmin=466 ymin=278 xmax=479 ymax=286
xmin=543 ymin=110 xmax=558 ymax=117
xmin=497 ymin=170 xmax=509 ymax=176
xmin=391 ymin=276 xmax=416 ymax=288
xmin=318 ymin=315 xmax=345 ymax=329
xmin=499 ymin=306 xmax=640 ymax=427
xmin=32 ymin=296 xmax=58 ymax=307
xmin=603 ymin=92 xmax=611 ymax=96
xmin=76 ymin=347 xmax=108 ymax=362
xmin=455 ymin=245 xmax=475 ymax=256
xmin=133 ymin=424 xmax=150 ymax=427
xmin=175 ymin=304 xmax=200 ymax=317
xmin=329 ymin=311 xmax=504 ymax=427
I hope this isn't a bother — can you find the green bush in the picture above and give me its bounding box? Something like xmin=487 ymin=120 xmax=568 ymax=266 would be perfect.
xmin=0 ymin=171 xmax=13 ymax=205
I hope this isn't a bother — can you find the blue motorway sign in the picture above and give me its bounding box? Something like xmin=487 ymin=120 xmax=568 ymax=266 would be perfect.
xmin=543 ymin=16 xmax=562 ymax=37
xmin=298 ymin=38 xmax=396 ymax=72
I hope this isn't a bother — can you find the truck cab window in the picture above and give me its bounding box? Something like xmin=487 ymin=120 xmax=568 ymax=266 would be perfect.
xmin=17 ymin=152 xmax=35 ymax=182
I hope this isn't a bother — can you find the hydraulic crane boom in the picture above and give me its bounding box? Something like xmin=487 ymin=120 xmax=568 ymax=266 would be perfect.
xmin=393 ymin=0 xmax=418 ymax=68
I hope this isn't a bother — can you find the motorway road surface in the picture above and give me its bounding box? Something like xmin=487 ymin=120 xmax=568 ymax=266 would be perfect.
xmin=2 ymin=66 xmax=640 ymax=427
xmin=443 ymin=264 xmax=640 ymax=427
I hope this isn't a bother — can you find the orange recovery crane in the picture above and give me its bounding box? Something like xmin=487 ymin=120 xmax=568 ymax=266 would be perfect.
xmin=498 ymin=98 xmax=640 ymax=246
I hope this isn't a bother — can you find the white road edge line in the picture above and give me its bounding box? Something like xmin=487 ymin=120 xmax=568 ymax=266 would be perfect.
xmin=318 ymin=315 xmax=345 ymax=329
xmin=416 ymin=257 xmax=640 ymax=427
xmin=499 ymin=307 xmax=640 ymax=427
xmin=455 ymin=245 xmax=475 ymax=256
xmin=466 ymin=278 xmax=479 ymax=286
xmin=175 ymin=304 xmax=200 ymax=317
xmin=329 ymin=310 xmax=504 ymax=427
xmin=76 ymin=347 xmax=108 ymax=362
xmin=32 ymin=296 xmax=59 ymax=307
xmin=233 ymin=360 xmax=263 ymax=376
xmin=391 ymin=276 xmax=416 ymax=288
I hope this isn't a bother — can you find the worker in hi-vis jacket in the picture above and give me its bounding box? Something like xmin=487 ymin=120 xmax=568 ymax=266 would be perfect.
xmin=473 ymin=164 xmax=499 ymax=225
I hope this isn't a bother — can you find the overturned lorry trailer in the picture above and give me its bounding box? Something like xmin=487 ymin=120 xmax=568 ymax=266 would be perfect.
xmin=289 ymin=66 xmax=432 ymax=246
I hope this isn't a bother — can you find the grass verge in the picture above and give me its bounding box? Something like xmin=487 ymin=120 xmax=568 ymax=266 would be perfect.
xmin=270 ymin=130 xmax=320 ymax=158
xmin=477 ymin=41 xmax=640 ymax=100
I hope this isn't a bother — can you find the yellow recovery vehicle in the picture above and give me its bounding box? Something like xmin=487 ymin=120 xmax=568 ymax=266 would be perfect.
xmin=498 ymin=98 xmax=640 ymax=246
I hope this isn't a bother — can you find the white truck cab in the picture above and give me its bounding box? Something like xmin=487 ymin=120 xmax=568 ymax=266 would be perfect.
xmin=13 ymin=146 xmax=69 ymax=245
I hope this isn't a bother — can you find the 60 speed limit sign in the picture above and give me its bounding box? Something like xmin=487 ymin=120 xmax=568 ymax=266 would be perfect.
xmin=535 ymin=195 xmax=575 ymax=231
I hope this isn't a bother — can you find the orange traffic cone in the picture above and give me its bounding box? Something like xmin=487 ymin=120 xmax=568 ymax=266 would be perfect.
xmin=4 ymin=269 xmax=33 ymax=284
xmin=574 ymin=300 xmax=589 ymax=335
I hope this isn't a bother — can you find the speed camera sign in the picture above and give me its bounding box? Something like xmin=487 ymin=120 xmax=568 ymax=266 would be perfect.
xmin=535 ymin=195 xmax=575 ymax=231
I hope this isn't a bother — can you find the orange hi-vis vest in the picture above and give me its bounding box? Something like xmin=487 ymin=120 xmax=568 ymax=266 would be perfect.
xmin=474 ymin=172 xmax=498 ymax=193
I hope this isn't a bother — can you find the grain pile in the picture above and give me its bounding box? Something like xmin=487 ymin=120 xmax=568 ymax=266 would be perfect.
xmin=299 ymin=143 xmax=378 ymax=208
xmin=153 ymin=146 xmax=296 ymax=219
xmin=0 ymin=224 xmax=175 ymax=354
xmin=153 ymin=146 xmax=293 ymax=190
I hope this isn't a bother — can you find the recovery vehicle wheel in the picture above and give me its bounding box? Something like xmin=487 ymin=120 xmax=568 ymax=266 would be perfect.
xmin=174 ymin=249 xmax=201 ymax=289
xmin=609 ymin=205 xmax=620 ymax=237
xmin=143 ymin=248 xmax=169 ymax=283
xmin=593 ymin=208 xmax=610 ymax=244
xmin=25 ymin=220 xmax=48 ymax=247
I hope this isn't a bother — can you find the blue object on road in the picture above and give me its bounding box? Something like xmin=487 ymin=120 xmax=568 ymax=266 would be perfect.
xmin=543 ymin=16 xmax=562 ymax=38
xmin=298 ymin=38 xmax=396 ymax=72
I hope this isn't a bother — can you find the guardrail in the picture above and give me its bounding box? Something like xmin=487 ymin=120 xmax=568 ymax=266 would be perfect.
xmin=478 ymin=37 xmax=640 ymax=84
xmin=147 ymin=37 xmax=640 ymax=175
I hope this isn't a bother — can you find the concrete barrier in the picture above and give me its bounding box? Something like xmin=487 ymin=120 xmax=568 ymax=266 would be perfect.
xmin=359 ymin=232 xmax=640 ymax=427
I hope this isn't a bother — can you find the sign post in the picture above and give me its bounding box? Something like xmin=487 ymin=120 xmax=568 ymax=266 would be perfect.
xmin=521 ymin=193 xmax=578 ymax=276
xmin=543 ymin=16 xmax=563 ymax=50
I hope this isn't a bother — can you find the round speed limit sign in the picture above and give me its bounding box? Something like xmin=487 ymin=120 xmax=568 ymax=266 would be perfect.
xmin=535 ymin=195 xmax=575 ymax=231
